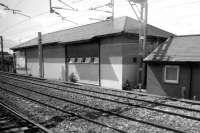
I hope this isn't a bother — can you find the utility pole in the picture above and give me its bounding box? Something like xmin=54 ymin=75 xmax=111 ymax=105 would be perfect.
xmin=38 ymin=32 xmax=43 ymax=78
xmin=128 ymin=0 xmax=148 ymax=91
xmin=0 ymin=36 xmax=4 ymax=71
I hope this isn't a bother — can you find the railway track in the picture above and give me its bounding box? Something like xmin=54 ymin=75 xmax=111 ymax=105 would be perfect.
xmin=1 ymin=71 xmax=200 ymax=106
xmin=1 ymin=74 xmax=200 ymax=121
xmin=0 ymin=71 xmax=200 ymax=105
xmin=0 ymin=101 xmax=51 ymax=133
xmin=1 ymin=72 xmax=200 ymax=114
xmin=0 ymin=72 xmax=200 ymax=132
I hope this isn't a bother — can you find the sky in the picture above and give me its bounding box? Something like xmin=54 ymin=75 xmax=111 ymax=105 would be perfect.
xmin=1 ymin=0 xmax=200 ymax=52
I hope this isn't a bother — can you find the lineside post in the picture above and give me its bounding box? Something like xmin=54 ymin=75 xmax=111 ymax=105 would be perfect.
xmin=38 ymin=32 xmax=43 ymax=78
xmin=13 ymin=52 xmax=16 ymax=73
xmin=0 ymin=36 xmax=4 ymax=71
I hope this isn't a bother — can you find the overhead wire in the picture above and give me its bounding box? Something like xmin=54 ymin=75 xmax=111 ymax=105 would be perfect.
xmin=88 ymin=0 xmax=113 ymax=21
xmin=51 ymin=6 xmax=77 ymax=11
xmin=1 ymin=0 xmax=79 ymax=34
xmin=50 ymin=0 xmax=79 ymax=25
xmin=0 ymin=2 xmax=30 ymax=18
xmin=0 ymin=11 xmax=49 ymax=34
xmin=3 ymin=0 xmax=200 ymax=39
xmin=57 ymin=0 xmax=78 ymax=11
xmin=0 ymin=3 xmax=9 ymax=9
xmin=52 ymin=10 xmax=78 ymax=25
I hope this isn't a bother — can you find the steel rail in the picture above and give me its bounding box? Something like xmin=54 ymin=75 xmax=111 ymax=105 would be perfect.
xmin=1 ymin=73 xmax=200 ymax=114
xmin=1 ymin=71 xmax=198 ymax=105
xmin=1 ymin=75 xmax=200 ymax=122
xmin=0 ymin=87 xmax=127 ymax=133
xmin=0 ymin=101 xmax=52 ymax=133
xmin=0 ymin=80 xmax=187 ymax=133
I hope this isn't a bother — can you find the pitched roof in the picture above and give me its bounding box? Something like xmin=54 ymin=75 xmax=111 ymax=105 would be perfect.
xmin=11 ymin=16 xmax=173 ymax=50
xmin=144 ymin=35 xmax=200 ymax=62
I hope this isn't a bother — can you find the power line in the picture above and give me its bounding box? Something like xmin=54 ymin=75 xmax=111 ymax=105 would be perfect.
xmin=53 ymin=10 xmax=78 ymax=25
xmin=0 ymin=3 xmax=9 ymax=9
xmin=90 ymin=2 xmax=112 ymax=10
xmin=57 ymin=0 xmax=78 ymax=11
xmin=0 ymin=12 xmax=49 ymax=34
xmin=0 ymin=2 xmax=30 ymax=18
xmin=88 ymin=0 xmax=113 ymax=20
xmin=49 ymin=0 xmax=78 ymax=25
xmin=51 ymin=6 xmax=78 ymax=11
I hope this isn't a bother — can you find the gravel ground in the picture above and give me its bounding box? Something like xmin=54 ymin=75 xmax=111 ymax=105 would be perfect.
xmin=1 ymin=75 xmax=200 ymax=133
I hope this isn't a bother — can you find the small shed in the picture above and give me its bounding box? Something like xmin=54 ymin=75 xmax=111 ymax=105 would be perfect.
xmin=11 ymin=16 xmax=173 ymax=90
xmin=0 ymin=52 xmax=13 ymax=72
xmin=144 ymin=35 xmax=200 ymax=99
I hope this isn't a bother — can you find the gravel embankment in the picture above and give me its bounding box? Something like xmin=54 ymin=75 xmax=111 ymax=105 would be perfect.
xmin=0 ymin=76 xmax=200 ymax=133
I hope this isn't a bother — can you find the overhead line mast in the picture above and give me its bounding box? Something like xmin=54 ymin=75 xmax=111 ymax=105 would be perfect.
xmin=128 ymin=0 xmax=148 ymax=91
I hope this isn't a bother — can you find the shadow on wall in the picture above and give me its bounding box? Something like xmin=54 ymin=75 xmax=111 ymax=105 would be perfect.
xmin=100 ymin=56 xmax=121 ymax=89
xmin=68 ymin=63 xmax=99 ymax=85
xmin=122 ymin=56 xmax=138 ymax=89
xmin=101 ymin=56 xmax=120 ymax=81
xmin=147 ymin=64 xmax=190 ymax=98
xmin=67 ymin=56 xmax=120 ymax=86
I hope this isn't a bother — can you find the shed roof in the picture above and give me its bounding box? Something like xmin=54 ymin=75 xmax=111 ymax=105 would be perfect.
xmin=11 ymin=16 xmax=173 ymax=50
xmin=144 ymin=35 xmax=200 ymax=62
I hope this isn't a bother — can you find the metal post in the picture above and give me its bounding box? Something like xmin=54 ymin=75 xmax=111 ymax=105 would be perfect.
xmin=133 ymin=0 xmax=148 ymax=91
xmin=50 ymin=0 xmax=54 ymax=13
xmin=24 ymin=49 xmax=28 ymax=75
xmin=98 ymin=39 xmax=101 ymax=86
xmin=0 ymin=36 xmax=4 ymax=71
xmin=142 ymin=0 xmax=148 ymax=89
xmin=143 ymin=0 xmax=148 ymax=53
xmin=13 ymin=52 xmax=16 ymax=73
xmin=38 ymin=32 xmax=43 ymax=78
xmin=111 ymin=0 xmax=114 ymax=19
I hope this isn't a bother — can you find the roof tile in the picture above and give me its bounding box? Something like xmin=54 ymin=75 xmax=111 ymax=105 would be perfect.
xmin=144 ymin=35 xmax=200 ymax=62
xmin=11 ymin=16 xmax=173 ymax=50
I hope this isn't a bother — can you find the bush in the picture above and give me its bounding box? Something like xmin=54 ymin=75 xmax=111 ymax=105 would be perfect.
xmin=70 ymin=72 xmax=78 ymax=83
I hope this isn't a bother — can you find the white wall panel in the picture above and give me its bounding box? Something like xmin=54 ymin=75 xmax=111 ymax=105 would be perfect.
xmin=43 ymin=45 xmax=65 ymax=80
xmin=15 ymin=50 xmax=26 ymax=74
xmin=26 ymin=47 xmax=39 ymax=77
